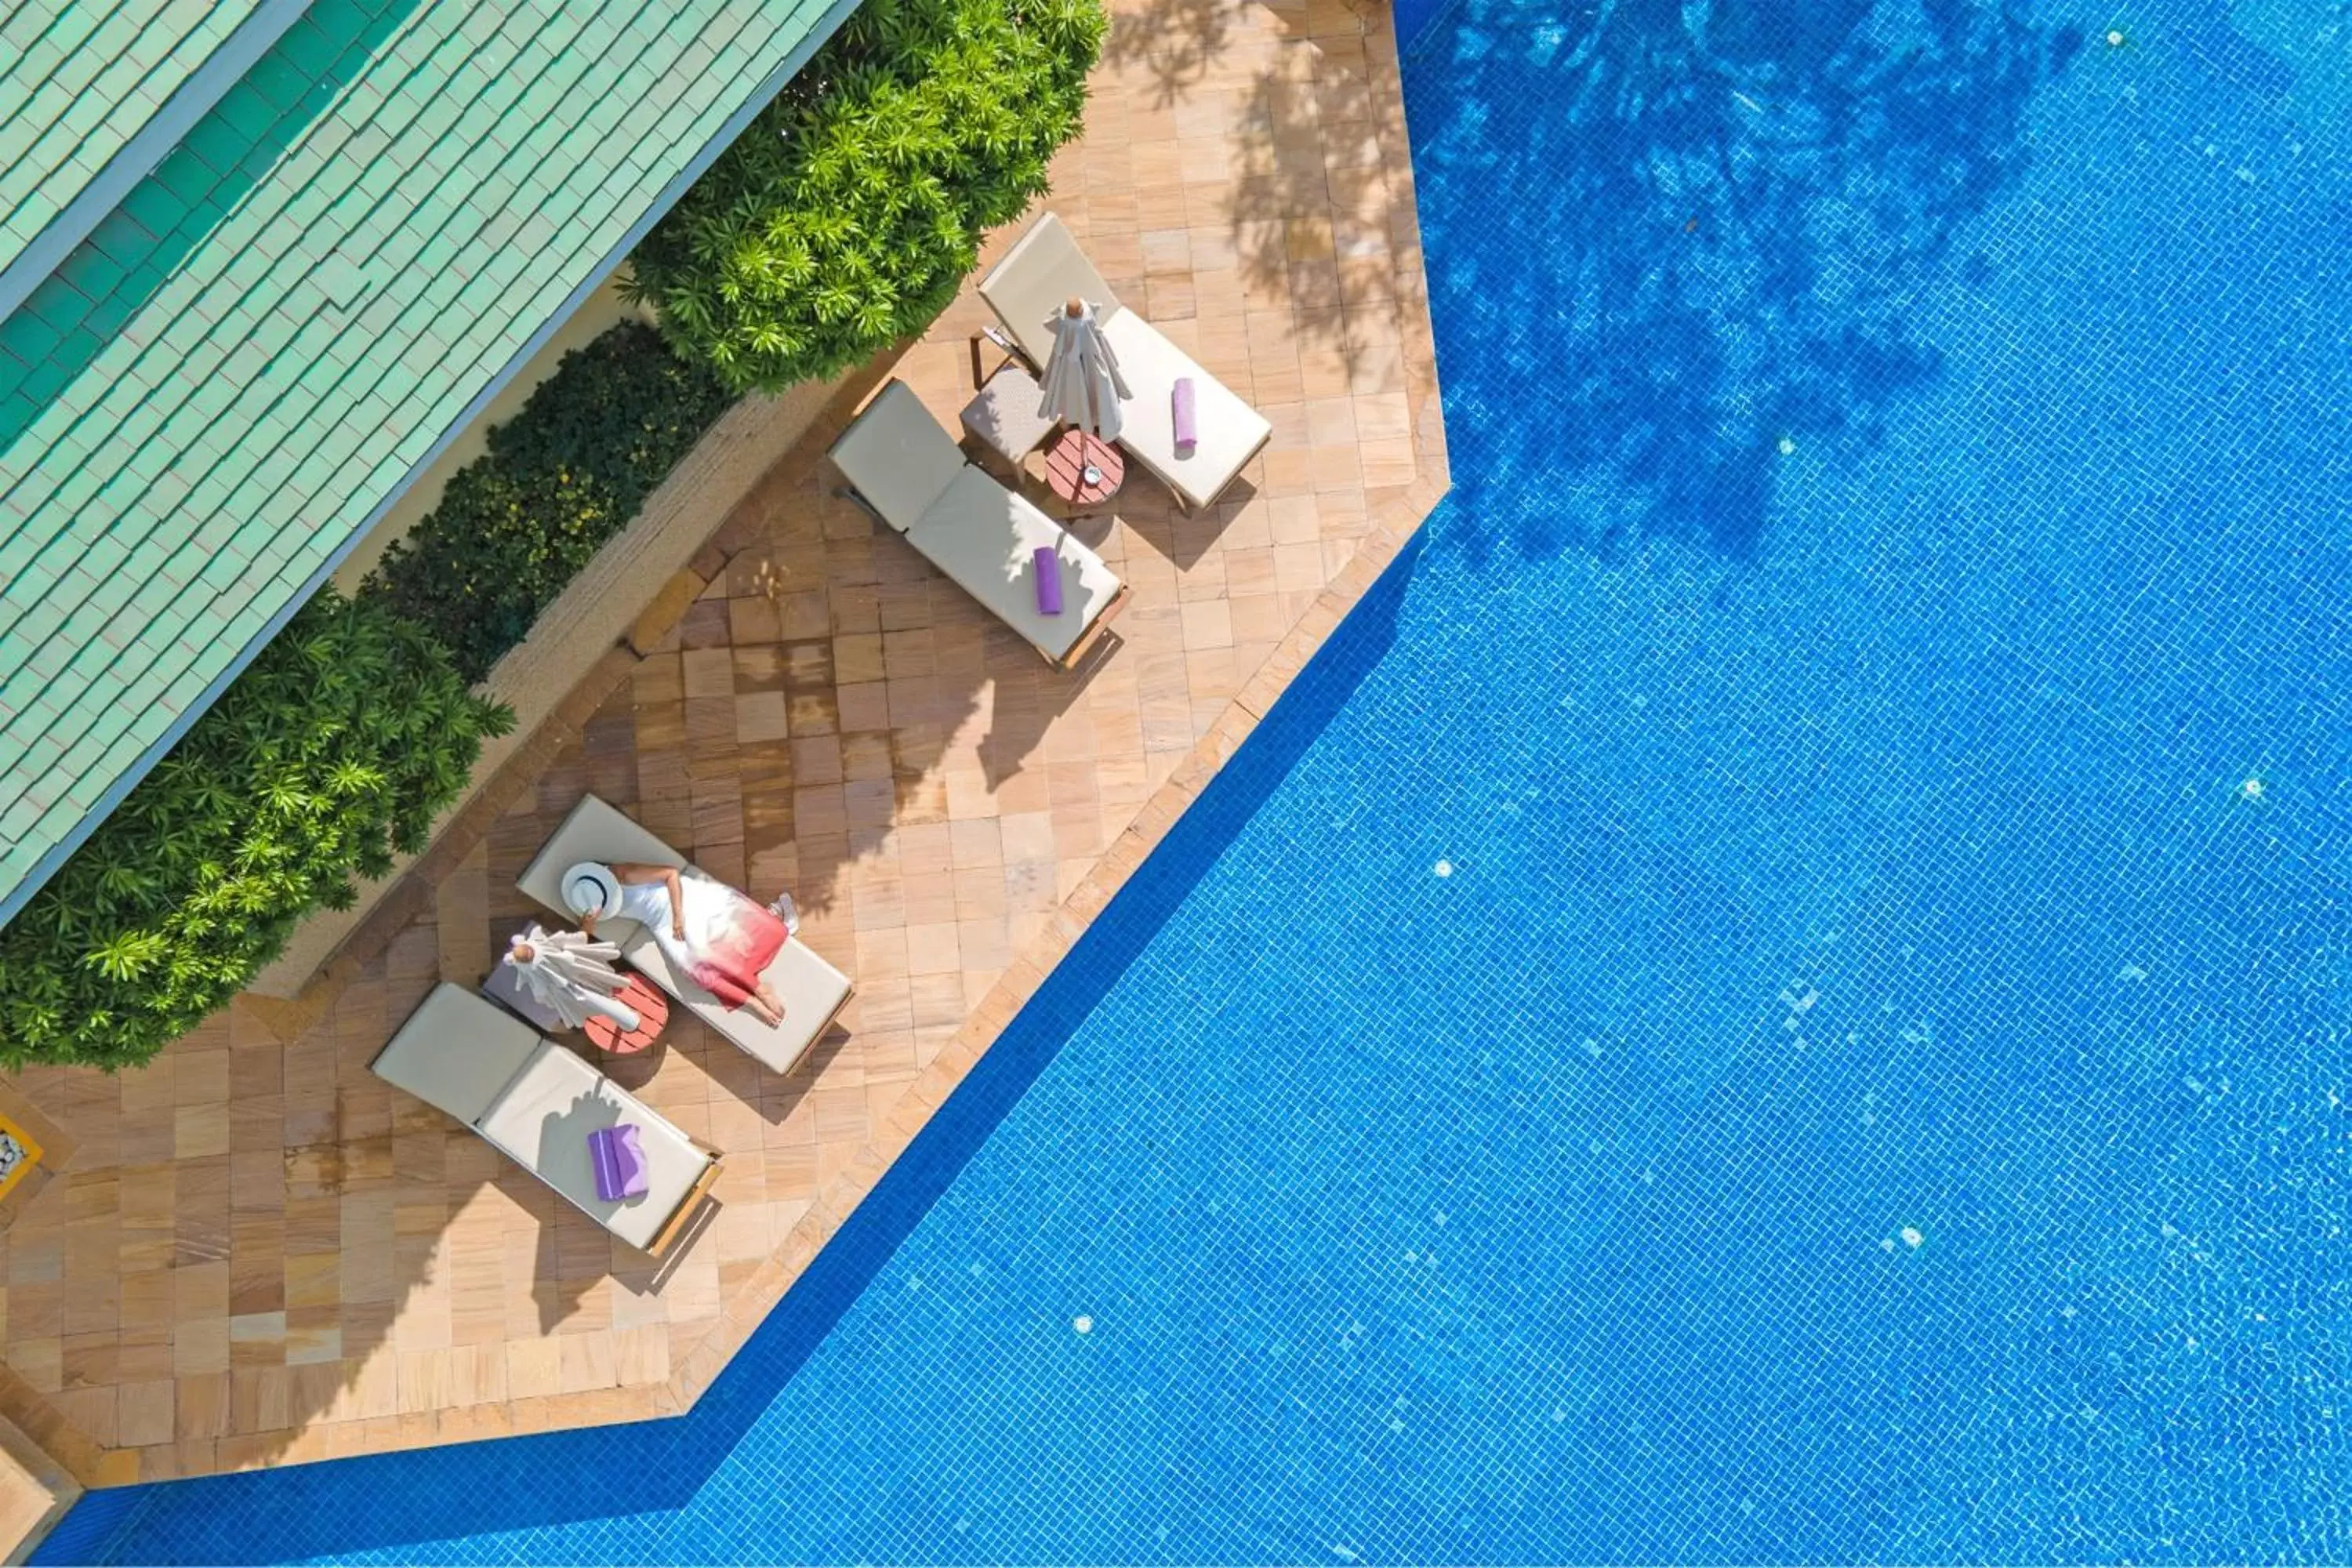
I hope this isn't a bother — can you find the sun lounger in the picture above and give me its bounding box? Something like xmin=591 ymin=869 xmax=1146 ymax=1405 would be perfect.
xmin=979 ymin=211 xmax=1273 ymax=513
xmin=829 ymin=379 xmax=1130 ymax=670
xmin=517 ymin=794 xmax=854 ymax=1077
xmin=372 ymin=984 xmax=720 ymax=1255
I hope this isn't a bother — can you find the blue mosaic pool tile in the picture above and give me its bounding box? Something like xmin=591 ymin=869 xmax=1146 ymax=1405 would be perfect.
xmin=42 ymin=0 xmax=2352 ymax=1560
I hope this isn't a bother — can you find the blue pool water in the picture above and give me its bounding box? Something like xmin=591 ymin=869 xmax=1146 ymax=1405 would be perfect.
xmin=42 ymin=0 xmax=2352 ymax=1560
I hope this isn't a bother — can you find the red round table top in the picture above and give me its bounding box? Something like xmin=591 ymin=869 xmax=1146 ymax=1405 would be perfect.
xmin=583 ymin=975 xmax=669 ymax=1055
xmin=1044 ymin=427 xmax=1124 ymax=506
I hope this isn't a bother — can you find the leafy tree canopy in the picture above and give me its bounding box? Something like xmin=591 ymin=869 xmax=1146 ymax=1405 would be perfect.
xmin=630 ymin=0 xmax=1108 ymax=391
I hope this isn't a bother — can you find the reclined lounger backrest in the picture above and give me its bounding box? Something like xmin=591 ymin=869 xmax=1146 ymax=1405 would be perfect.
xmin=516 ymin=793 xmax=682 ymax=930
xmin=827 ymin=383 xmax=967 ymax=534
xmin=979 ymin=212 xmax=1123 ymax=368
xmin=372 ymin=982 xmax=540 ymax=1125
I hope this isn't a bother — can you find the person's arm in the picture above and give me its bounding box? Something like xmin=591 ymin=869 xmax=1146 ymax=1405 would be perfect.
xmin=612 ymin=862 xmax=688 ymax=938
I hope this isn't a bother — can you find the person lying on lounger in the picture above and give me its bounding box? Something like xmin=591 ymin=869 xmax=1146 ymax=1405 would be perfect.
xmin=561 ymin=860 xmax=799 ymax=1027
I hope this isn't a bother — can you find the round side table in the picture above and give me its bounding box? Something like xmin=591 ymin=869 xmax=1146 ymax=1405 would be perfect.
xmin=583 ymin=975 xmax=670 ymax=1056
xmin=1043 ymin=428 xmax=1124 ymax=509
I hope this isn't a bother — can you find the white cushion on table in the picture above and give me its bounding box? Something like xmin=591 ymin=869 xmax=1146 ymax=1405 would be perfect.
xmin=480 ymin=953 xmax=568 ymax=1033
xmin=960 ymin=365 xmax=1056 ymax=463
xmin=474 ymin=1040 xmax=711 ymax=1252
xmin=370 ymin=983 xmax=540 ymax=1127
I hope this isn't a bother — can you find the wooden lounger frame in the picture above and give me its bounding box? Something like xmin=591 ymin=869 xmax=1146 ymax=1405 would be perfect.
xmin=1056 ymin=581 xmax=1130 ymax=670
xmin=793 ymin=983 xmax=857 ymax=1062
xmin=644 ymin=1141 xmax=725 ymax=1258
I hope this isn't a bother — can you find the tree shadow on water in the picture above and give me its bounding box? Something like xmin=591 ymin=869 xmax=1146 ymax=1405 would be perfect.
xmin=1407 ymin=0 xmax=2082 ymax=561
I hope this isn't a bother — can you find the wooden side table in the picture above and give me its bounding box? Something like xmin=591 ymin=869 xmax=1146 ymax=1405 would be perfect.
xmin=583 ymin=975 xmax=670 ymax=1056
xmin=1044 ymin=427 xmax=1124 ymax=509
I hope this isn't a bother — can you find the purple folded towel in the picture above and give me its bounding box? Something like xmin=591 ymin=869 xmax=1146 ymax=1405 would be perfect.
xmin=1171 ymin=377 xmax=1198 ymax=454
xmin=1033 ymin=546 xmax=1064 ymax=615
xmin=587 ymin=1124 xmax=649 ymax=1202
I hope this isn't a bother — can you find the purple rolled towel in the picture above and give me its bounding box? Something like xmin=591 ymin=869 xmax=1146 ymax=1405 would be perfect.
xmin=1033 ymin=546 xmax=1064 ymax=615
xmin=1171 ymin=377 xmax=1198 ymax=454
xmin=587 ymin=1124 xmax=650 ymax=1202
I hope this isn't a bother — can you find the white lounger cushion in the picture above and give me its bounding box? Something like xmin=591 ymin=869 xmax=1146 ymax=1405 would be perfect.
xmin=372 ymin=981 xmax=542 ymax=1126
xmin=1097 ymin=312 xmax=1272 ymax=514
xmin=612 ymin=918 xmax=859 ymax=1074
xmin=516 ymin=795 xmax=853 ymax=1076
xmin=910 ymin=466 xmax=1123 ymax=662
xmin=370 ymin=984 xmax=717 ymax=1254
xmin=475 ymin=1038 xmax=713 ymax=1252
xmin=980 ymin=212 xmax=1272 ymax=511
xmin=827 ymin=380 xmax=966 ymax=532
xmin=830 ymin=383 xmax=1124 ymax=664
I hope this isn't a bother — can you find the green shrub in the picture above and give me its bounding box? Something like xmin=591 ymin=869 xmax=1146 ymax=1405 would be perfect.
xmin=0 ymin=592 xmax=512 ymax=1071
xmin=361 ymin=321 xmax=733 ymax=682
xmin=629 ymin=0 xmax=1108 ymax=392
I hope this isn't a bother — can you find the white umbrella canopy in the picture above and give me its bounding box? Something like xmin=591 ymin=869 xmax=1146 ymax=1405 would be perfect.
xmin=1037 ymin=296 xmax=1131 ymax=482
xmin=503 ymin=924 xmax=641 ymax=1032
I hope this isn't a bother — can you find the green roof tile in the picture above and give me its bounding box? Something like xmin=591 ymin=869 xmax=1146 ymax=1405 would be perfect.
xmin=0 ymin=0 xmax=848 ymax=916
xmin=0 ymin=1 xmax=269 ymax=282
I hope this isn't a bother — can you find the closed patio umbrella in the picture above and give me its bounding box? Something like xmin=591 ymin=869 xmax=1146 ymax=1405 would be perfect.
xmin=503 ymin=924 xmax=641 ymax=1033
xmin=1037 ymin=295 xmax=1131 ymax=488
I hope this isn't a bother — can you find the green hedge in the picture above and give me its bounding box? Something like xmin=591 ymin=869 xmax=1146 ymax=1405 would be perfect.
xmin=0 ymin=593 xmax=512 ymax=1071
xmin=362 ymin=321 xmax=733 ymax=683
xmin=628 ymin=0 xmax=1108 ymax=391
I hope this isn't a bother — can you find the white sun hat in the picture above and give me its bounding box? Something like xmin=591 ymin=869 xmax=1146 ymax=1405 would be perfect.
xmin=560 ymin=862 xmax=623 ymax=921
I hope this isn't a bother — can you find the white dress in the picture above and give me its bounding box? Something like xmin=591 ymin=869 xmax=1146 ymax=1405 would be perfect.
xmin=617 ymin=878 xmax=675 ymax=933
xmin=614 ymin=873 xmax=797 ymax=981
xmin=615 ymin=877 xmax=695 ymax=979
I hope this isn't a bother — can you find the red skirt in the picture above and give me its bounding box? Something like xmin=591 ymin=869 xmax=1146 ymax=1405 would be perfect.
xmin=677 ymin=875 xmax=788 ymax=1011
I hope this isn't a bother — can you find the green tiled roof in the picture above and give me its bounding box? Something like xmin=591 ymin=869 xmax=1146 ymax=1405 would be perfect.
xmin=0 ymin=0 xmax=267 ymax=272
xmin=0 ymin=0 xmax=849 ymax=924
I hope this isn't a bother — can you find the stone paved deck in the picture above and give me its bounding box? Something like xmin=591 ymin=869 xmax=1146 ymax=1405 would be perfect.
xmin=0 ymin=0 xmax=1446 ymax=1488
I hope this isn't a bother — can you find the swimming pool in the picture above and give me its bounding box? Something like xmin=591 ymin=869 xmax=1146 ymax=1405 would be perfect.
xmin=42 ymin=0 xmax=2352 ymax=1559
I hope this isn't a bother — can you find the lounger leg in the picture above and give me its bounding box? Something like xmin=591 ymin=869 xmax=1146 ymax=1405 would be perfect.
xmin=969 ymin=328 xmax=1036 ymax=388
xmin=803 ymin=986 xmax=855 ymax=1065
xmin=833 ymin=485 xmax=891 ymax=530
